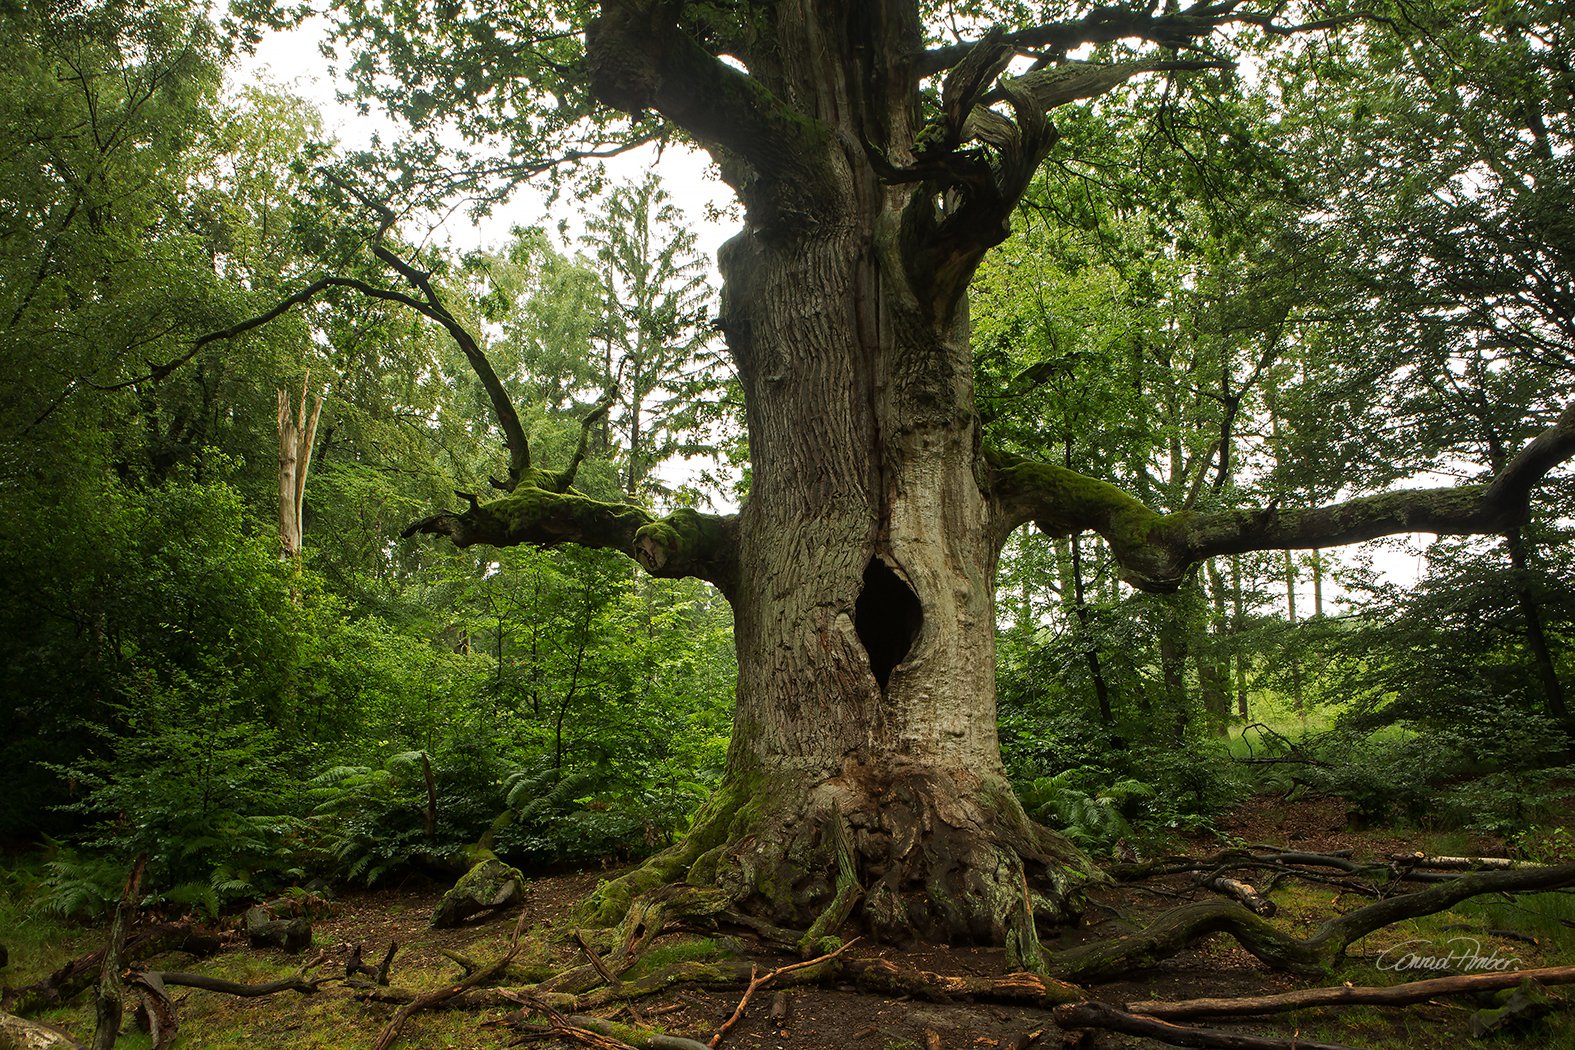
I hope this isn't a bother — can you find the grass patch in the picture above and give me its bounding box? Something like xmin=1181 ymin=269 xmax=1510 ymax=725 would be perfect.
xmin=621 ymin=936 xmax=726 ymax=980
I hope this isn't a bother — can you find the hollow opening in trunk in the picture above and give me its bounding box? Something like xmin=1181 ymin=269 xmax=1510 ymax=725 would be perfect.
xmin=855 ymin=556 xmax=923 ymax=691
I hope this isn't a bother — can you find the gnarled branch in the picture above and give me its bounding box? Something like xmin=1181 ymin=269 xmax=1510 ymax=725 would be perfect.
xmin=584 ymin=2 xmax=839 ymax=223
xmin=404 ymin=490 xmax=738 ymax=593
xmin=990 ymin=401 xmax=1575 ymax=591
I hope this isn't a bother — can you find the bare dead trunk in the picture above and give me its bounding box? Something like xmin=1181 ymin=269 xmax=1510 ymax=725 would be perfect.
xmin=276 ymin=375 xmax=323 ymax=561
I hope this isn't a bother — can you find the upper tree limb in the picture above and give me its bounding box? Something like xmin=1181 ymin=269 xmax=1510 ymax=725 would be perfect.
xmin=584 ymin=2 xmax=842 ymax=221
xmin=988 ymin=401 xmax=1575 ymax=591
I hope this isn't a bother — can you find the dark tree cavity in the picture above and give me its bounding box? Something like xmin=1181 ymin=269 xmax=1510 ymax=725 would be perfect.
xmin=855 ymin=558 xmax=924 ymax=692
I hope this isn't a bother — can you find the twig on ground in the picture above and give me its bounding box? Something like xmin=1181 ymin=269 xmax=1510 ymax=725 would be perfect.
xmin=371 ymin=909 xmax=530 ymax=1050
xmin=709 ymin=939 xmax=860 ymax=1048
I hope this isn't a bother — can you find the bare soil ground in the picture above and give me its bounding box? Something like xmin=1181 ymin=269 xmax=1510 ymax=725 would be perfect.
xmin=9 ymin=798 xmax=1572 ymax=1050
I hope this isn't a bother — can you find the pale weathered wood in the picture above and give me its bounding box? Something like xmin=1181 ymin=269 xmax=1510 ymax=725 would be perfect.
xmin=1127 ymin=964 xmax=1575 ymax=1020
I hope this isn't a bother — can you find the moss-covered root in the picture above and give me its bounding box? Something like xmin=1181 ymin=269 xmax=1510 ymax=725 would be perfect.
xmin=574 ymin=766 xmax=1106 ymax=954
xmin=796 ymin=806 xmax=860 ymax=958
xmin=1048 ymin=860 xmax=1575 ymax=983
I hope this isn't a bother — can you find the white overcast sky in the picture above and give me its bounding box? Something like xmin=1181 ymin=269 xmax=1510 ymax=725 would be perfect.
xmin=233 ymin=14 xmax=736 ymax=265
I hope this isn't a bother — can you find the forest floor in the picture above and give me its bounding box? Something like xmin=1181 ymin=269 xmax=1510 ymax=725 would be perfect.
xmin=5 ymin=796 xmax=1573 ymax=1050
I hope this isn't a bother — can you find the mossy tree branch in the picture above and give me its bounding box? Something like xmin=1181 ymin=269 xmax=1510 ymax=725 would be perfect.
xmin=403 ymin=492 xmax=738 ymax=593
xmin=989 ymin=400 xmax=1575 ymax=591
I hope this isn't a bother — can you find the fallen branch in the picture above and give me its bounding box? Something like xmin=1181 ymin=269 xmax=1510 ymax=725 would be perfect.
xmin=146 ymin=971 xmax=333 ymax=998
xmin=710 ymin=939 xmax=859 ymax=1047
xmin=1389 ymin=852 xmax=1543 ymax=870
xmin=1194 ymin=873 xmax=1276 ymax=916
xmin=1126 ymin=964 xmax=1575 ymax=1020
xmin=842 ymin=958 xmax=1083 ymax=1007
xmin=372 ymin=910 xmax=529 ymax=1050
xmin=4 ymin=922 xmax=220 ymax=1016
xmin=1055 ymin=1001 xmax=1361 ymax=1050
xmin=1048 ymin=861 xmax=1575 ymax=980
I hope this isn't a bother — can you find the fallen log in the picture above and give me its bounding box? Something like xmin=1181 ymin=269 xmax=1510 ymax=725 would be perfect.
xmin=1055 ymin=1001 xmax=1360 ymax=1050
xmin=1388 ymin=852 xmax=1542 ymax=871
xmin=4 ymin=923 xmax=220 ymax=1016
xmin=1048 ymin=860 xmax=1575 ymax=980
xmin=1194 ymin=873 xmax=1276 ymax=916
xmin=1126 ymin=964 xmax=1575 ymax=1020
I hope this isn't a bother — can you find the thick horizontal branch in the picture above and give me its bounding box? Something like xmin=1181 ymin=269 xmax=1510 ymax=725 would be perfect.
xmin=403 ymin=489 xmax=738 ymax=593
xmin=1045 ymin=860 xmax=1575 ymax=981
xmin=990 ymin=402 xmax=1575 ymax=590
xmin=919 ymin=1 xmax=1254 ymax=77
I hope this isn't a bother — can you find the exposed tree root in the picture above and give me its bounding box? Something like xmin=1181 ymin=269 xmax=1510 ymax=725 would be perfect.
xmin=1125 ymin=963 xmax=1575 ymax=1019
xmin=1047 ymin=860 xmax=1575 ymax=980
xmin=12 ymin=854 xmax=1573 ymax=1050
xmin=1055 ymin=1001 xmax=1361 ymax=1050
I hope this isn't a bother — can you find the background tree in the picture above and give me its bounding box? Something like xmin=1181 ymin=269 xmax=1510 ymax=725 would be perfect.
xmin=584 ymin=174 xmax=726 ymax=502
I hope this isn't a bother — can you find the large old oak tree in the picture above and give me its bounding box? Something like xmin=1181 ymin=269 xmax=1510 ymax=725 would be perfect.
xmin=291 ymin=0 xmax=1575 ymax=953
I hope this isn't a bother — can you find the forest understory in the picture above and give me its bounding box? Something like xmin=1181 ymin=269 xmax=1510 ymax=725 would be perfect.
xmin=6 ymin=796 xmax=1573 ymax=1050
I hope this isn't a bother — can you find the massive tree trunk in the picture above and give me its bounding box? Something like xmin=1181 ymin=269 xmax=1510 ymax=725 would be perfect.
xmin=566 ymin=0 xmax=1132 ymax=948
xmin=697 ymin=216 xmax=1096 ymax=943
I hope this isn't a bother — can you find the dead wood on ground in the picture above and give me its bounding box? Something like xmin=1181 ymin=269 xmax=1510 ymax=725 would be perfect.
xmin=1125 ymin=963 xmax=1575 ymax=1019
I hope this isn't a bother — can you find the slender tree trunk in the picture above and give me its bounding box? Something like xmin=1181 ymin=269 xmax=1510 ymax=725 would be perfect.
xmin=1505 ymin=528 xmax=1572 ymax=736
xmin=1201 ymin=560 xmax=1232 ymax=734
xmin=276 ymin=375 xmax=323 ymax=562
xmin=1283 ymin=550 xmax=1304 ymax=713
xmin=1231 ymin=556 xmax=1249 ymax=720
xmin=1310 ymin=548 xmax=1324 ymax=618
xmin=1070 ymin=534 xmax=1115 ymax=726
